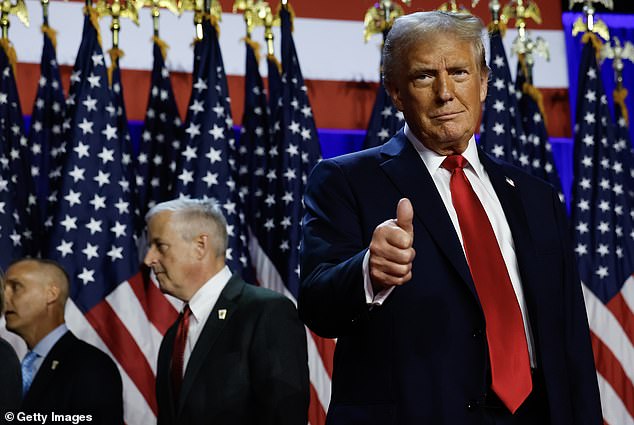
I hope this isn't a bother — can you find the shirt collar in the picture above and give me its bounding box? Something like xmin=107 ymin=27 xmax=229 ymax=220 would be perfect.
xmin=404 ymin=123 xmax=482 ymax=178
xmin=187 ymin=265 xmax=232 ymax=323
xmin=32 ymin=323 xmax=68 ymax=359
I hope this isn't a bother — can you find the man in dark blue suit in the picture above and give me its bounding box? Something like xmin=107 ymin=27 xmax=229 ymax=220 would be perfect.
xmin=299 ymin=11 xmax=602 ymax=425
xmin=3 ymin=259 xmax=123 ymax=424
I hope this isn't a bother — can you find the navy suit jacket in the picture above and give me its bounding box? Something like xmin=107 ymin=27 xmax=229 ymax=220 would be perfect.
xmin=156 ymin=275 xmax=310 ymax=425
xmin=299 ymin=131 xmax=602 ymax=425
xmin=21 ymin=331 xmax=123 ymax=424
xmin=0 ymin=337 xmax=21 ymax=415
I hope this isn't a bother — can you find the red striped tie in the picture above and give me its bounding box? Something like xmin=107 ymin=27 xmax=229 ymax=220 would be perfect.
xmin=171 ymin=304 xmax=191 ymax=401
xmin=442 ymin=155 xmax=532 ymax=413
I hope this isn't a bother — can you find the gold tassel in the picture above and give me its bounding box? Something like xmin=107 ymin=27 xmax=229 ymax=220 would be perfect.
xmin=208 ymin=13 xmax=221 ymax=37
xmin=613 ymin=87 xmax=630 ymax=127
xmin=152 ymin=35 xmax=169 ymax=61
xmin=0 ymin=39 xmax=17 ymax=81
xmin=267 ymin=53 xmax=282 ymax=75
xmin=107 ymin=47 xmax=125 ymax=86
xmin=522 ymin=81 xmax=548 ymax=127
xmin=276 ymin=1 xmax=295 ymax=33
xmin=84 ymin=5 xmax=103 ymax=48
xmin=581 ymin=32 xmax=603 ymax=60
xmin=487 ymin=21 xmax=507 ymax=38
xmin=242 ymin=36 xmax=261 ymax=65
xmin=41 ymin=24 xmax=58 ymax=51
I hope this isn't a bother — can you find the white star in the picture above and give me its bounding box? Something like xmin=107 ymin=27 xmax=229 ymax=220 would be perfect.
xmin=492 ymin=145 xmax=505 ymax=158
xmin=289 ymin=121 xmax=300 ymax=134
xmin=202 ymin=171 xmax=218 ymax=187
xmin=111 ymin=221 xmax=126 ymax=238
xmin=596 ymin=244 xmax=609 ymax=257
xmin=56 ymin=240 xmax=74 ymax=257
xmin=101 ymin=124 xmax=117 ymax=140
xmin=69 ymin=166 xmax=86 ymax=182
xmin=82 ymin=243 xmax=99 ymax=260
xmin=74 ymin=142 xmax=90 ymax=159
xmin=115 ymin=198 xmax=130 ymax=214
xmin=91 ymin=53 xmax=104 ymax=66
xmin=209 ymin=124 xmax=224 ymax=140
xmin=595 ymin=266 xmax=608 ymax=279
xmin=86 ymin=218 xmax=103 ymax=235
xmin=107 ymin=245 xmax=124 ymax=261
xmin=87 ymin=73 xmax=101 ymax=88
xmin=64 ymin=190 xmax=81 ymax=206
xmin=193 ymin=78 xmax=207 ymax=92
xmin=185 ymin=123 xmax=201 ymax=138
xmin=83 ymin=96 xmax=98 ymax=112
xmin=178 ymin=169 xmax=194 ymax=185
xmin=189 ymin=99 xmax=204 ymax=115
xmin=206 ymin=147 xmax=222 ymax=164
xmin=60 ymin=215 xmax=78 ymax=232
xmin=78 ymin=268 xmax=95 ymax=285
xmin=90 ymin=194 xmax=106 ymax=210
xmin=492 ymin=122 xmax=505 ymax=135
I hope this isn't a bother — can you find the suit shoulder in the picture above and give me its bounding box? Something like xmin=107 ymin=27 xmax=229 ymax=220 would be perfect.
xmin=65 ymin=334 xmax=118 ymax=371
xmin=238 ymin=283 xmax=297 ymax=315
xmin=485 ymin=152 xmax=558 ymax=195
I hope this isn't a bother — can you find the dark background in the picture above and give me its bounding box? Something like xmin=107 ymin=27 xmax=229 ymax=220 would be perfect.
xmin=563 ymin=0 xmax=634 ymax=14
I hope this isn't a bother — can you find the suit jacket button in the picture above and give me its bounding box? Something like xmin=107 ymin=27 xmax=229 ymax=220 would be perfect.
xmin=466 ymin=401 xmax=478 ymax=411
xmin=472 ymin=328 xmax=483 ymax=338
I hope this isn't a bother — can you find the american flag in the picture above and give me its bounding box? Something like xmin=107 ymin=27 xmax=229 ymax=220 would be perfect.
xmin=172 ymin=19 xmax=250 ymax=275
xmin=46 ymin=13 xmax=177 ymax=424
xmin=28 ymin=25 xmax=67 ymax=237
xmin=135 ymin=38 xmax=183 ymax=218
xmin=479 ymin=29 xmax=526 ymax=166
xmin=570 ymin=37 xmax=634 ymax=425
xmin=613 ymin=86 xmax=634 ymax=209
xmin=363 ymin=82 xmax=404 ymax=149
xmin=0 ymin=39 xmax=38 ymax=269
xmin=246 ymin=5 xmax=333 ymax=424
xmin=514 ymin=60 xmax=564 ymax=200
xmin=238 ymin=37 xmax=271 ymax=225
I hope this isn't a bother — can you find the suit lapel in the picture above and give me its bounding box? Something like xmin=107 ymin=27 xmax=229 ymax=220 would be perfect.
xmin=380 ymin=132 xmax=477 ymax=300
xmin=177 ymin=275 xmax=243 ymax=415
xmin=159 ymin=323 xmax=178 ymax=420
xmin=22 ymin=331 xmax=72 ymax=408
xmin=479 ymin=149 xmax=537 ymax=297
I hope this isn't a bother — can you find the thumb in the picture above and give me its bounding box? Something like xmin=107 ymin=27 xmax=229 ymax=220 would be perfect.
xmin=395 ymin=198 xmax=414 ymax=235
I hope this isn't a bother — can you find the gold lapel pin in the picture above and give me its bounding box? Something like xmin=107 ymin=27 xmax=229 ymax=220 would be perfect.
xmin=218 ymin=309 xmax=227 ymax=320
xmin=505 ymin=177 xmax=515 ymax=187
xmin=51 ymin=360 xmax=59 ymax=370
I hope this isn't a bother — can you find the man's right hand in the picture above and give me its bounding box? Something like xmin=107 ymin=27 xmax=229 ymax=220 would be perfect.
xmin=368 ymin=198 xmax=416 ymax=293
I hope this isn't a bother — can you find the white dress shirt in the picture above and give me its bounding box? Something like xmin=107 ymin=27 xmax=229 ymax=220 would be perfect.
xmin=182 ymin=265 xmax=232 ymax=374
xmin=363 ymin=124 xmax=536 ymax=365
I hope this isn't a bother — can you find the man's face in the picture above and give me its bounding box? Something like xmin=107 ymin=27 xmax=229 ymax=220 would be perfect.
xmin=388 ymin=33 xmax=488 ymax=155
xmin=144 ymin=211 xmax=200 ymax=300
xmin=4 ymin=261 xmax=52 ymax=338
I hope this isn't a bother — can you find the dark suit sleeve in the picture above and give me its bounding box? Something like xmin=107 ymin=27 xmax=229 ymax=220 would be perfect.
xmin=553 ymin=189 xmax=603 ymax=423
xmin=71 ymin=347 xmax=124 ymax=425
xmin=0 ymin=338 xmax=21 ymax=414
xmin=299 ymin=159 xmax=372 ymax=338
xmin=250 ymin=295 xmax=309 ymax=425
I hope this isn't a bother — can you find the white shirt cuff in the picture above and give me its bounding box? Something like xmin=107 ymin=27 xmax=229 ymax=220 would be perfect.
xmin=363 ymin=250 xmax=395 ymax=306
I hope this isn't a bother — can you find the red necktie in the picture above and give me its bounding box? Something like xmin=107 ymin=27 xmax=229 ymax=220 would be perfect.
xmin=171 ymin=304 xmax=192 ymax=400
xmin=442 ymin=155 xmax=532 ymax=413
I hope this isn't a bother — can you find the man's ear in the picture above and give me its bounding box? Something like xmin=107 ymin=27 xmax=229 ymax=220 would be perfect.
xmin=479 ymin=69 xmax=489 ymax=103
xmin=46 ymin=284 xmax=61 ymax=305
xmin=195 ymin=234 xmax=209 ymax=259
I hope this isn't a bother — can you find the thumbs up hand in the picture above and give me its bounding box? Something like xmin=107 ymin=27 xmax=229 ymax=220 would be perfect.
xmin=369 ymin=198 xmax=416 ymax=293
